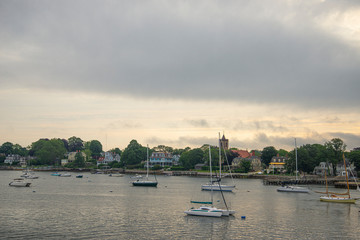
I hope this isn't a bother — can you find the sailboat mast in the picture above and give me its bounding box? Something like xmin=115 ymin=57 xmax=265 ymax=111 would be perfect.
xmin=343 ymin=154 xmax=351 ymax=197
xmin=295 ymin=138 xmax=298 ymax=181
xmin=209 ymin=146 xmax=213 ymax=205
xmin=219 ymin=132 xmax=221 ymax=179
xmin=146 ymin=145 xmax=149 ymax=179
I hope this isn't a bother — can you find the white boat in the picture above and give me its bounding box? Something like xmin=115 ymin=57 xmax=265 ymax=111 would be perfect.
xmin=9 ymin=178 xmax=31 ymax=187
xmin=277 ymin=138 xmax=309 ymax=193
xmin=21 ymin=171 xmax=39 ymax=179
xmin=316 ymin=154 xmax=359 ymax=203
xmin=186 ymin=145 xmax=235 ymax=217
xmin=130 ymin=174 xmax=143 ymax=179
xmin=277 ymin=185 xmax=309 ymax=193
xmin=132 ymin=145 xmax=158 ymax=187
xmin=201 ymin=133 xmax=235 ymax=192
xmin=109 ymin=173 xmax=123 ymax=177
xmin=59 ymin=173 xmax=71 ymax=177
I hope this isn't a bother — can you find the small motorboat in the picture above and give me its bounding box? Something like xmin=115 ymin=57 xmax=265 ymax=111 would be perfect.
xmin=76 ymin=175 xmax=83 ymax=178
xmin=51 ymin=172 xmax=61 ymax=176
xmin=109 ymin=173 xmax=123 ymax=177
xmin=59 ymin=173 xmax=71 ymax=177
xmin=9 ymin=178 xmax=31 ymax=187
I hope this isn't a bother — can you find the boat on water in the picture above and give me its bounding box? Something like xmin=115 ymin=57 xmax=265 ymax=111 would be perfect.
xmin=132 ymin=145 xmax=158 ymax=187
xmin=51 ymin=172 xmax=61 ymax=176
xmin=9 ymin=178 xmax=31 ymax=187
xmin=277 ymin=138 xmax=309 ymax=193
xmin=21 ymin=171 xmax=39 ymax=179
xmin=109 ymin=173 xmax=123 ymax=177
xmin=185 ymin=145 xmax=235 ymax=217
xmin=277 ymin=185 xmax=309 ymax=193
xmin=130 ymin=174 xmax=143 ymax=179
xmin=316 ymin=154 xmax=359 ymax=203
xmin=201 ymin=133 xmax=235 ymax=192
xmin=59 ymin=173 xmax=71 ymax=177
xmin=76 ymin=175 xmax=83 ymax=178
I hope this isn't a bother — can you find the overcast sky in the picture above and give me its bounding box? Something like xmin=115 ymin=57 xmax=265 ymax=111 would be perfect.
xmin=1 ymin=0 xmax=360 ymax=151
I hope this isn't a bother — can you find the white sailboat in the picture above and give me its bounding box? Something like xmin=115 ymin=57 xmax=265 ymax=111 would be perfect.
xmin=277 ymin=138 xmax=309 ymax=193
xmin=185 ymin=146 xmax=235 ymax=217
xmin=132 ymin=145 xmax=158 ymax=187
xmin=201 ymin=133 xmax=235 ymax=192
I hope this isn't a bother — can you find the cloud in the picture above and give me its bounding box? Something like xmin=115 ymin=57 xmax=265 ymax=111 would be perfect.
xmin=184 ymin=119 xmax=210 ymax=128
xmin=1 ymin=1 xmax=360 ymax=110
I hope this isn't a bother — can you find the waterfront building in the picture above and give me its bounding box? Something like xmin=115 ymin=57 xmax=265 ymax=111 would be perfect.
xmin=313 ymin=162 xmax=334 ymax=176
xmin=231 ymin=150 xmax=262 ymax=172
xmin=4 ymin=154 xmax=27 ymax=166
xmin=149 ymin=152 xmax=178 ymax=167
xmin=267 ymin=154 xmax=287 ymax=173
xmin=62 ymin=151 xmax=86 ymax=166
xmin=97 ymin=152 xmax=121 ymax=166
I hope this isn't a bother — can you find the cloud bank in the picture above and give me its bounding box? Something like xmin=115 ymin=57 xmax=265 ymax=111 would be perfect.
xmin=1 ymin=0 xmax=360 ymax=110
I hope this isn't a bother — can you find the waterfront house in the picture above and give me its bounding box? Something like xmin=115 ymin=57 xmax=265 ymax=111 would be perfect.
xmin=4 ymin=154 xmax=27 ymax=166
xmin=62 ymin=151 xmax=86 ymax=166
xmin=97 ymin=152 xmax=121 ymax=166
xmin=231 ymin=150 xmax=262 ymax=172
xmin=267 ymin=154 xmax=287 ymax=173
xmin=336 ymin=159 xmax=356 ymax=177
xmin=149 ymin=152 xmax=178 ymax=167
xmin=313 ymin=162 xmax=334 ymax=176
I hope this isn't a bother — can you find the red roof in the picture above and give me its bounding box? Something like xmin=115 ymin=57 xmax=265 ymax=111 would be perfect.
xmin=231 ymin=150 xmax=251 ymax=158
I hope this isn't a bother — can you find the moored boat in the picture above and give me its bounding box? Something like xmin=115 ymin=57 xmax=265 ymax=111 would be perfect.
xmin=9 ymin=178 xmax=31 ymax=187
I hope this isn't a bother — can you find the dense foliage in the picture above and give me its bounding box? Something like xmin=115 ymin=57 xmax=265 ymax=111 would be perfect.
xmin=121 ymin=140 xmax=147 ymax=166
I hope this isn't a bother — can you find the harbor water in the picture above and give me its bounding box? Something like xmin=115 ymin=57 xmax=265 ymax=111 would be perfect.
xmin=1 ymin=171 xmax=360 ymax=239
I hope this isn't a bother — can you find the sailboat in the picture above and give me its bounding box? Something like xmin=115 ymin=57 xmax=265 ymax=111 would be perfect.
xmin=185 ymin=146 xmax=235 ymax=217
xmin=201 ymin=133 xmax=235 ymax=192
xmin=132 ymin=145 xmax=158 ymax=187
xmin=277 ymin=138 xmax=309 ymax=193
xmin=316 ymin=154 xmax=359 ymax=203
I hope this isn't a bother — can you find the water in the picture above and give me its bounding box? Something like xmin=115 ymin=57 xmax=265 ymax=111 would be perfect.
xmin=1 ymin=171 xmax=360 ymax=239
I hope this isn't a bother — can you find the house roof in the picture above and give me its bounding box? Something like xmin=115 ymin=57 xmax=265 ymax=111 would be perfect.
xmin=231 ymin=150 xmax=251 ymax=158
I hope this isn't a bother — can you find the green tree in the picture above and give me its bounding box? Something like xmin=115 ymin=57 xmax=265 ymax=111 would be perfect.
xmin=89 ymin=140 xmax=103 ymax=159
xmin=179 ymin=148 xmax=204 ymax=170
xmin=72 ymin=152 xmax=85 ymax=168
xmin=261 ymin=146 xmax=277 ymax=166
xmin=0 ymin=142 xmax=14 ymax=155
xmin=121 ymin=140 xmax=146 ymax=166
xmin=278 ymin=149 xmax=289 ymax=157
xmin=239 ymin=160 xmax=252 ymax=173
xmin=325 ymin=138 xmax=346 ymax=175
xmin=109 ymin=147 xmax=122 ymax=156
xmin=348 ymin=150 xmax=360 ymax=174
xmin=68 ymin=136 xmax=84 ymax=152
xmin=31 ymin=139 xmax=67 ymax=165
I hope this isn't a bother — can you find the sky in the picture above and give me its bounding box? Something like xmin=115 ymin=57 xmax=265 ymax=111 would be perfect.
xmin=1 ymin=0 xmax=360 ymax=151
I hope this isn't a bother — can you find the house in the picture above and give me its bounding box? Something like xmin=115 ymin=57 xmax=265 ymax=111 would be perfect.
xmin=231 ymin=150 xmax=262 ymax=172
xmin=4 ymin=154 xmax=27 ymax=166
xmin=268 ymin=154 xmax=287 ymax=173
xmin=313 ymin=162 xmax=334 ymax=176
xmin=195 ymin=163 xmax=206 ymax=170
xmin=336 ymin=159 xmax=356 ymax=177
xmin=97 ymin=152 xmax=121 ymax=166
xmin=62 ymin=151 xmax=87 ymax=166
xmin=149 ymin=152 xmax=175 ymax=167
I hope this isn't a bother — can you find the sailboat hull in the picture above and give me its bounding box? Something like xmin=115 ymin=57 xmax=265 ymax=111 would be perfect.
xmin=320 ymin=196 xmax=357 ymax=203
xmin=277 ymin=186 xmax=309 ymax=193
xmin=201 ymin=184 xmax=235 ymax=192
xmin=132 ymin=181 xmax=158 ymax=187
xmin=184 ymin=209 xmax=222 ymax=217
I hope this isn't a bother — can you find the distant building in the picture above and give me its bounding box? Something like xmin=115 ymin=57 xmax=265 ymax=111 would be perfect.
xmin=4 ymin=154 xmax=27 ymax=166
xmin=62 ymin=151 xmax=86 ymax=166
xmin=97 ymin=152 xmax=121 ymax=166
xmin=231 ymin=150 xmax=262 ymax=172
xmin=149 ymin=152 xmax=179 ymax=167
xmin=268 ymin=154 xmax=287 ymax=173
xmin=313 ymin=162 xmax=334 ymax=176
xmin=220 ymin=134 xmax=229 ymax=150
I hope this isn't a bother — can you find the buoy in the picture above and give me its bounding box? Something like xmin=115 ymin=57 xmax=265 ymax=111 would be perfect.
xmin=33 ymin=191 xmax=36 ymax=193
xmin=241 ymin=216 xmax=246 ymax=219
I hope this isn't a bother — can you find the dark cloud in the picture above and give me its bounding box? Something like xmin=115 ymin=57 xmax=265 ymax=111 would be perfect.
xmin=1 ymin=1 xmax=360 ymax=109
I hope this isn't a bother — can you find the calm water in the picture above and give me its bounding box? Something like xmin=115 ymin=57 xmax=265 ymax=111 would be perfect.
xmin=1 ymin=171 xmax=360 ymax=239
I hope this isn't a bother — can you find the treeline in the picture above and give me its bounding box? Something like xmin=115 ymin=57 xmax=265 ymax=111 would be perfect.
xmin=1 ymin=137 xmax=360 ymax=175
